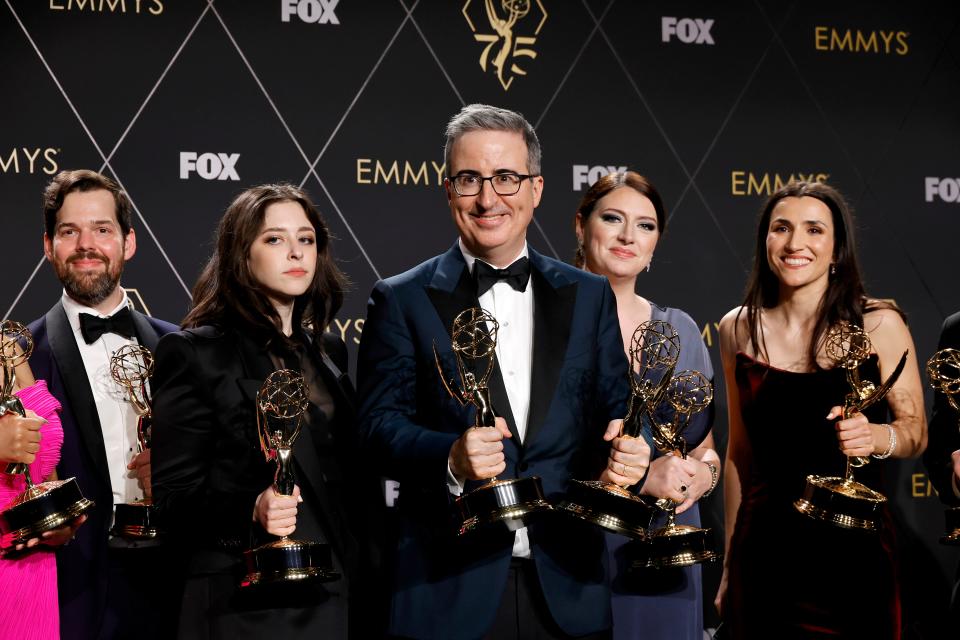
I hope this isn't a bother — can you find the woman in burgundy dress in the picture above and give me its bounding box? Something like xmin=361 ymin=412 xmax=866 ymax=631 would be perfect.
xmin=715 ymin=181 xmax=926 ymax=638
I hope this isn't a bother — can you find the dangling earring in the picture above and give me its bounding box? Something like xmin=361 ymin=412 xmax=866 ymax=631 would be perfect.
xmin=646 ymin=255 xmax=653 ymax=273
xmin=830 ymin=263 xmax=836 ymax=275
xmin=576 ymin=236 xmax=584 ymax=267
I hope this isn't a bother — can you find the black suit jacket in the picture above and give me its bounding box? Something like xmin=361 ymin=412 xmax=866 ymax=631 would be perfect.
xmin=924 ymin=311 xmax=960 ymax=506
xmin=27 ymin=300 xmax=178 ymax=640
xmin=151 ymin=325 xmax=380 ymax=633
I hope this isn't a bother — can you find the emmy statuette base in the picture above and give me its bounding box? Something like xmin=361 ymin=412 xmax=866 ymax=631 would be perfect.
xmin=941 ymin=507 xmax=960 ymax=546
xmin=558 ymin=479 xmax=656 ymax=539
xmin=455 ymin=476 xmax=553 ymax=536
xmin=111 ymin=500 xmax=160 ymax=539
xmin=0 ymin=478 xmax=94 ymax=548
xmin=794 ymin=474 xmax=886 ymax=532
xmin=241 ymin=538 xmax=340 ymax=588
xmin=630 ymin=523 xmax=720 ymax=569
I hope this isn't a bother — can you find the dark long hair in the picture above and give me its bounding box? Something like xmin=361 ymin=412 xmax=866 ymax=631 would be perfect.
xmin=738 ymin=181 xmax=899 ymax=368
xmin=183 ymin=184 xmax=346 ymax=345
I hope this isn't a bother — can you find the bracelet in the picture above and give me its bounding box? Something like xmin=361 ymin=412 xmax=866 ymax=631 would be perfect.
xmin=701 ymin=461 xmax=719 ymax=497
xmin=872 ymin=424 xmax=897 ymax=460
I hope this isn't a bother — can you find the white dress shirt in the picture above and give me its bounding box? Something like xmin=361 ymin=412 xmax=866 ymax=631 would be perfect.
xmin=61 ymin=291 xmax=143 ymax=514
xmin=448 ymin=239 xmax=535 ymax=557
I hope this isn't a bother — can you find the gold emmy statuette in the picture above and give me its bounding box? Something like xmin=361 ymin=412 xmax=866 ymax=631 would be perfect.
xmin=559 ymin=321 xmax=678 ymax=538
xmin=631 ymin=369 xmax=719 ymax=569
xmin=0 ymin=320 xmax=93 ymax=551
xmin=109 ymin=344 xmax=160 ymax=539
xmin=794 ymin=322 xmax=908 ymax=531
xmin=434 ymin=308 xmax=552 ymax=536
xmin=926 ymin=348 xmax=960 ymax=544
xmin=241 ymin=369 xmax=339 ymax=587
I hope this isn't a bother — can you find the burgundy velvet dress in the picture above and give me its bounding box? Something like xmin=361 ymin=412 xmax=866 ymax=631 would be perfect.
xmin=724 ymin=353 xmax=900 ymax=639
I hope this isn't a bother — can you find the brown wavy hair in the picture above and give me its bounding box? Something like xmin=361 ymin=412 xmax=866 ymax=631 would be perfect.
xmin=43 ymin=169 xmax=134 ymax=237
xmin=737 ymin=181 xmax=901 ymax=368
xmin=573 ymin=171 xmax=667 ymax=268
xmin=183 ymin=184 xmax=346 ymax=345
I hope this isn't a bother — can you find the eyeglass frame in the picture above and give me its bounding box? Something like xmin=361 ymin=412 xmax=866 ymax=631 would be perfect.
xmin=447 ymin=172 xmax=541 ymax=197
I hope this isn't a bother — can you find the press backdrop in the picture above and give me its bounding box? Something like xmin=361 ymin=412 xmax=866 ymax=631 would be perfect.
xmin=3 ymin=0 xmax=960 ymax=635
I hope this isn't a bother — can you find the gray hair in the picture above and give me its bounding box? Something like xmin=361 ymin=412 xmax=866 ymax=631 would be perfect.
xmin=443 ymin=104 xmax=542 ymax=176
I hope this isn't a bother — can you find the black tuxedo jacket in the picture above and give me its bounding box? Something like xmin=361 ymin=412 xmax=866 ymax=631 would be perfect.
xmin=151 ymin=324 xmax=381 ymax=635
xmin=357 ymin=243 xmax=630 ymax=639
xmin=924 ymin=311 xmax=960 ymax=506
xmin=27 ymin=301 xmax=178 ymax=640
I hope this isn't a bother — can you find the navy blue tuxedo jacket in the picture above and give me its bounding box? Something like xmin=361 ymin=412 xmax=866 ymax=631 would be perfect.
xmin=27 ymin=301 xmax=178 ymax=640
xmin=357 ymin=244 xmax=630 ymax=639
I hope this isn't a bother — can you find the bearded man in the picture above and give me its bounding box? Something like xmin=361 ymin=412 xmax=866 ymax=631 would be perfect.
xmin=27 ymin=169 xmax=179 ymax=640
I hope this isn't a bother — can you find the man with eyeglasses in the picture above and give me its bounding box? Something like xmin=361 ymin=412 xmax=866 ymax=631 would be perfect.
xmin=358 ymin=104 xmax=649 ymax=639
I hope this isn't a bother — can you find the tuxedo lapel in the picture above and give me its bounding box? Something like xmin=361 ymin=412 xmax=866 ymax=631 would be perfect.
xmin=424 ymin=246 xmax=478 ymax=344
xmin=45 ymin=303 xmax=112 ymax=489
xmin=313 ymin=348 xmax=355 ymax=417
xmin=486 ymin=361 xmax=519 ymax=443
xmin=130 ymin=311 xmax=161 ymax=352
xmin=298 ymin=349 xmax=353 ymax=563
xmin=425 ymin=245 xmax=520 ymax=442
xmin=525 ymin=252 xmax=578 ymax=448
xmin=233 ymin=330 xmax=274 ymax=397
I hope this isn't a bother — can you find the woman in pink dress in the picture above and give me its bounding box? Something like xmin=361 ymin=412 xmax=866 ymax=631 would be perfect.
xmin=0 ymin=359 xmax=77 ymax=640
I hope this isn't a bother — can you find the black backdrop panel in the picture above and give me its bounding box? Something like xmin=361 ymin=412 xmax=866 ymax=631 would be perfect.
xmin=3 ymin=1 xmax=959 ymax=635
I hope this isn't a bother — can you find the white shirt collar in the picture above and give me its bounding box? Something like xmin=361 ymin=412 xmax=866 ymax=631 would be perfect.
xmin=61 ymin=289 xmax=131 ymax=334
xmin=458 ymin=238 xmax=529 ymax=273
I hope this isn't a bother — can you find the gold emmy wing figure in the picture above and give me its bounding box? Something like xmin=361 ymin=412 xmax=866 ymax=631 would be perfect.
xmin=632 ymin=367 xmax=718 ymax=569
xmin=241 ymin=369 xmax=339 ymax=587
xmin=483 ymin=0 xmax=528 ymax=89
xmin=434 ymin=307 xmax=552 ymax=536
xmin=927 ymin=347 xmax=960 ymax=544
xmin=109 ymin=344 xmax=161 ymax=539
xmin=0 ymin=320 xmax=93 ymax=551
xmin=794 ymin=322 xmax=908 ymax=531
xmin=559 ymin=320 xmax=677 ymax=538
xmin=467 ymin=0 xmax=543 ymax=90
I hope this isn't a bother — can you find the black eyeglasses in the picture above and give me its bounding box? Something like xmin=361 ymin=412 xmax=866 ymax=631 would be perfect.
xmin=448 ymin=172 xmax=539 ymax=196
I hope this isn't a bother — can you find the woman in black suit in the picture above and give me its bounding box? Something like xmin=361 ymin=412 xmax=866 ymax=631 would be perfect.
xmin=151 ymin=184 xmax=380 ymax=639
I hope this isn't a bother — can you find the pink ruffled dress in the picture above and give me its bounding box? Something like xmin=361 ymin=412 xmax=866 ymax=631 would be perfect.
xmin=0 ymin=381 xmax=64 ymax=640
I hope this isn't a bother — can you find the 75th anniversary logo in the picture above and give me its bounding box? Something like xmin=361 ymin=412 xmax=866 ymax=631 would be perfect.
xmin=462 ymin=0 xmax=547 ymax=91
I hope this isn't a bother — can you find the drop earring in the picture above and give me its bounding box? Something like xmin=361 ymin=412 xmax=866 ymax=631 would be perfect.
xmin=830 ymin=263 xmax=836 ymax=275
xmin=646 ymin=255 xmax=653 ymax=273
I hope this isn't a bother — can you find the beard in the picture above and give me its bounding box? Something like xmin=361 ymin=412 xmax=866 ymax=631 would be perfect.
xmin=54 ymin=250 xmax=123 ymax=307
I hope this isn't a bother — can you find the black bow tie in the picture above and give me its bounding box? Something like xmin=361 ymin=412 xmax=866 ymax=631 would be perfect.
xmin=473 ymin=257 xmax=531 ymax=297
xmin=79 ymin=307 xmax=135 ymax=344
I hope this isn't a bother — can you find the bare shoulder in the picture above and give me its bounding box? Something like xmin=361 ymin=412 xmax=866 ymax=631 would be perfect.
xmin=718 ymin=306 xmax=750 ymax=358
xmin=718 ymin=306 xmax=748 ymax=339
xmin=863 ymin=303 xmax=910 ymax=343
